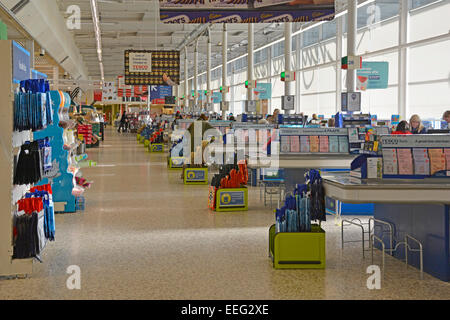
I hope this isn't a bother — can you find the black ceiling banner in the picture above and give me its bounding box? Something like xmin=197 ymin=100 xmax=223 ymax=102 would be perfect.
xmin=159 ymin=0 xmax=335 ymax=24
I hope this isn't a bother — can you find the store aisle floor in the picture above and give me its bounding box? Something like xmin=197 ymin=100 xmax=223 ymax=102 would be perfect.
xmin=1 ymin=128 xmax=449 ymax=299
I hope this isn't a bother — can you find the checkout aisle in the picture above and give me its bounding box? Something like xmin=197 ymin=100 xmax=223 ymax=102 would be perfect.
xmin=1 ymin=128 xmax=449 ymax=299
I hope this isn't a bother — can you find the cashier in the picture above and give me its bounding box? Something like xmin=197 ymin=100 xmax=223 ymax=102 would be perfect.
xmin=409 ymin=114 xmax=427 ymax=134
xmin=268 ymin=109 xmax=280 ymax=124
xmin=443 ymin=110 xmax=450 ymax=129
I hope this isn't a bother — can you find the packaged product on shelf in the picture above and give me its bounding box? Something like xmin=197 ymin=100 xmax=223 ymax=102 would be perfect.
xmin=367 ymin=157 xmax=383 ymax=179
xmin=414 ymin=159 xmax=431 ymax=175
xmin=329 ymin=136 xmax=339 ymax=153
xmin=300 ymin=136 xmax=310 ymax=153
xmin=428 ymin=148 xmax=446 ymax=175
xmin=290 ymin=136 xmax=300 ymax=153
xmin=319 ymin=136 xmax=329 ymax=153
xmin=280 ymin=136 xmax=290 ymax=153
xmin=309 ymin=136 xmax=319 ymax=153
xmin=338 ymin=136 xmax=349 ymax=153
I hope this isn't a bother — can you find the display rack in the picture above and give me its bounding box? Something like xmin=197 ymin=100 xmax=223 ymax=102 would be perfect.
xmin=1 ymin=41 xmax=32 ymax=276
xmin=279 ymin=127 xmax=350 ymax=155
xmin=35 ymin=91 xmax=77 ymax=213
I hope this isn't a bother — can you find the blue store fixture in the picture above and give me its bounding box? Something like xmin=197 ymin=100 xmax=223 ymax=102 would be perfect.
xmin=35 ymin=91 xmax=76 ymax=213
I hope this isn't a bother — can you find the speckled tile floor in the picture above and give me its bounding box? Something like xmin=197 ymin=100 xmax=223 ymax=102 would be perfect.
xmin=1 ymin=128 xmax=449 ymax=300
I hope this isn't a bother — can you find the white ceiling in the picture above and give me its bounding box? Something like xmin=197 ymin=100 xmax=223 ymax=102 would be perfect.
xmin=56 ymin=0 xmax=323 ymax=80
xmin=47 ymin=0 xmax=350 ymax=80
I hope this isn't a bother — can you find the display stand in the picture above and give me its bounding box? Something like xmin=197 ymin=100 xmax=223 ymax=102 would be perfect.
xmin=168 ymin=156 xmax=185 ymax=169
xmin=269 ymin=224 xmax=326 ymax=269
xmin=183 ymin=167 xmax=208 ymax=185
xmin=0 ymin=41 xmax=33 ymax=276
xmin=215 ymin=188 xmax=248 ymax=212
xmin=150 ymin=143 xmax=164 ymax=153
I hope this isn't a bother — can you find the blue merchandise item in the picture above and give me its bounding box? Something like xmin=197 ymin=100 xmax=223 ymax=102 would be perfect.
xmin=34 ymin=91 xmax=76 ymax=213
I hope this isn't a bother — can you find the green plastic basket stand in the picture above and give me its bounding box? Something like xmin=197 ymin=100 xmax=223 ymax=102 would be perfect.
xmin=269 ymin=224 xmax=326 ymax=269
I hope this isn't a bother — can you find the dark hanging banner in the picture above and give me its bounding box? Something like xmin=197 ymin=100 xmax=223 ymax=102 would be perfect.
xmin=159 ymin=0 xmax=335 ymax=23
xmin=124 ymin=50 xmax=180 ymax=86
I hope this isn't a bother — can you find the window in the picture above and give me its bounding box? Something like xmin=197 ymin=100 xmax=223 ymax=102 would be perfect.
xmin=272 ymin=41 xmax=284 ymax=58
xmin=409 ymin=0 xmax=441 ymax=10
xmin=255 ymin=47 xmax=268 ymax=65
xmin=302 ymin=26 xmax=320 ymax=47
xmin=321 ymin=21 xmax=337 ymax=41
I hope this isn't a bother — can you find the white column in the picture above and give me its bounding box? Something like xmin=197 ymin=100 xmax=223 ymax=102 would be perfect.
xmin=247 ymin=23 xmax=254 ymax=103
xmin=222 ymin=23 xmax=228 ymax=118
xmin=336 ymin=15 xmax=343 ymax=113
xmin=398 ymin=0 xmax=409 ymax=119
xmin=284 ymin=22 xmax=293 ymax=114
xmin=184 ymin=47 xmax=188 ymax=110
xmin=194 ymin=39 xmax=198 ymax=110
xmin=346 ymin=0 xmax=357 ymax=94
xmin=296 ymin=32 xmax=302 ymax=113
xmin=207 ymin=28 xmax=212 ymax=109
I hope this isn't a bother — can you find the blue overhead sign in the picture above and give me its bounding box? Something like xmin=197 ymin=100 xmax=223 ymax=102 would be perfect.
xmin=150 ymin=85 xmax=173 ymax=100
xmin=12 ymin=41 xmax=30 ymax=84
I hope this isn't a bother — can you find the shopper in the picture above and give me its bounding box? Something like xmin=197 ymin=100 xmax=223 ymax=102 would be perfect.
xmin=409 ymin=114 xmax=427 ymax=134
xmin=327 ymin=118 xmax=335 ymax=128
xmin=392 ymin=120 xmax=412 ymax=135
xmin=268 ymin=109 xmax=280 ymax=124
xmin=117 ymin=111 xmax=128 ymax=133
xmin=308 ymin=114 xmax=320 ymax=125
xmin=443 ymin=110 xmax=450 ymax=129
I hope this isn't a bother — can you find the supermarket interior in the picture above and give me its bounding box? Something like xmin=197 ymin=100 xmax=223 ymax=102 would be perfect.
xmin=0 ymin=0 xmax=450 ymax=301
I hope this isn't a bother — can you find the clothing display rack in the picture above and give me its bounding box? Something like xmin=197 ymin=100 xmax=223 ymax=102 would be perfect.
xmin=1 ymin=41 xmax=33 ymax=276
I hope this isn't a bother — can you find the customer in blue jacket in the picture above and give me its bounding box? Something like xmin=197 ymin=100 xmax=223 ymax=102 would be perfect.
xmin=409 ymin=114 xmax=427 ymax=134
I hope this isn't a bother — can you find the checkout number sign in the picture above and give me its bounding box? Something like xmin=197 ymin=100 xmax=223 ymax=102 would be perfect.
xmin=219 ymin=191 xmax=245 ymax=207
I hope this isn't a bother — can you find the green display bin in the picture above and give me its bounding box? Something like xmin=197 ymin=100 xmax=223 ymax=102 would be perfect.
xmin=184 ymin=167 xmax=208 ymax=185
xmin=137 ymin=134 xmax=141 ymax=141
xmin=215 ymin=188 xmax=248 ymax=212
xmin=269 ymin=224 xmax=326 ymax=269
xmin=144 ymin=140 xmax=150 ymax=148
xmin=168 ymin=157 xmax=185 ymax=170
xmin=139 ymin=136 xmax=145 ymax=144
xmin=150 ymin=143 xmax=164 ymax=153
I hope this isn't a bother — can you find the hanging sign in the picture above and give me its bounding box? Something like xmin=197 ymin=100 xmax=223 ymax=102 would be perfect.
xmin=253 ymin=83 xmax=272 ymax=100
xmin=102 ymin=81 xmax=118 ymax=102
xmin=159 ymin=0 xmax=335 ymax=24
xmin=357 ymin=62 xmax=389 ymax=91
xmin=212 ymin=92 xmax=222 ymax=104
xmin=94 ymin=90 xmax=102 ymax=102
xmin=12 ymin=41 xmax=30 ymax=83
xmin=125 ymin=50 xmax=180 ymax=86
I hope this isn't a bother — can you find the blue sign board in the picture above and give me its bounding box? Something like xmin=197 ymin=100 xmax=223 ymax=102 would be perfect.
xmin=357 ymin=62 xmax=389 ymax=90
xmin=254 ymin=83 xmax=272 ymax=100
xmin=186 ymin=169 xmax=206 ymax=181
xmin=219 ymin=191 xmax=245 ymax=207
xmin=150 ymin=85 xmax=173 ymax=100
xmin=12 ymin=41 xmax=30 ymax=84
xmin=212 ymin=92 xmax=222 ymax=104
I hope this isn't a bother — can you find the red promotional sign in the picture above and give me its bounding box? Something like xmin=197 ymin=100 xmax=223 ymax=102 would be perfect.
xmin=152 ymin=98 xmax=166 ymax=105
xmin=94 ymin=90 xmax=102 ymax=101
